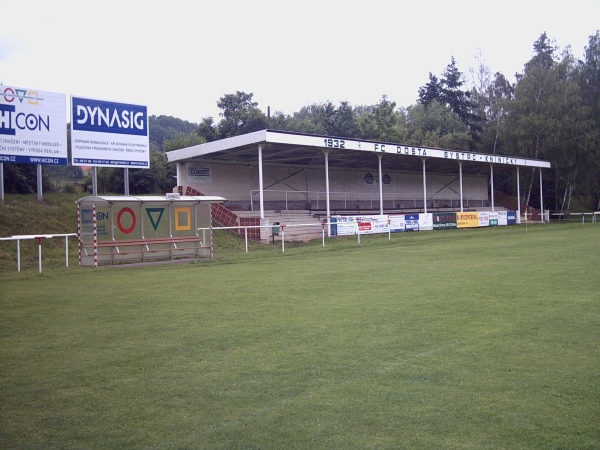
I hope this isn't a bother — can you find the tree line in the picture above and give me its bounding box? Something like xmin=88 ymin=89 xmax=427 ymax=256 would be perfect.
xmin=5 ymin=31 xmax=599 ymax=213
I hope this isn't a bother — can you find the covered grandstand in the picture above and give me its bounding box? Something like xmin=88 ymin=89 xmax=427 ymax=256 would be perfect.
xmin=166 ymin=130 xmax=551 ymax=241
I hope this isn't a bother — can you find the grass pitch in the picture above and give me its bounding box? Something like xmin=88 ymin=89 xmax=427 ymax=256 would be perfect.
xmin=1 ymin=223 xmax=599 ymax=449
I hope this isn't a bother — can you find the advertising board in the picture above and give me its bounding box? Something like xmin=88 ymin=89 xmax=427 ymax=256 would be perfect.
xmin=498 ymin=211 xmax=508 ymax=226
xmin=478 ymin=211 xmax=490 ymax=227
xmin=333 ymin=216 xmax=357 ymax=235
xmin=418 ymin=213 xmax=433 ymax=231
xmin=389 ymin=214 xmax=406 ymax=233
xmin=489 ymin=211 xmax=499 ymax=226
xmin=70 ymin=97 xmax=149 ymax=168
xmin=0 ymin=85 xmax=67 ymax=165
xmin=405 ymin=214 xmax=419 ymax=231
xmin=507 ymin=211 xmax=517 ymax=225
xmin=456 ymin=212 xmax=479 ymax=228
xmin=433 ymin=212 xmax=457 ymax=230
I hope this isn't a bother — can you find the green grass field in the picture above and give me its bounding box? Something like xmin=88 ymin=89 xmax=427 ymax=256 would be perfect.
xmin=1 ymin=215 xmax=599 ymax=449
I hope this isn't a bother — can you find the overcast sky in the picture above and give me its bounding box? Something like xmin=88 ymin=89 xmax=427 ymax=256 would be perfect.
xmin=1 ymin=0 xmax=599 ymax=124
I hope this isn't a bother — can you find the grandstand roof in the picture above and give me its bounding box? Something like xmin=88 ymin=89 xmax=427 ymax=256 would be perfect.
xmin=166 ymin=130 xmax=551 ymax=175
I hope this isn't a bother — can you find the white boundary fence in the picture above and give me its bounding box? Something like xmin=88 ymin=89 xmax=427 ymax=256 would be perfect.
xmin=550 ymin=212 xmax=599 ymax=223
xmin=0 ymin=233 xmax=77 ymax=273
xmin=199 ymin=221 xmax=393 ymax=254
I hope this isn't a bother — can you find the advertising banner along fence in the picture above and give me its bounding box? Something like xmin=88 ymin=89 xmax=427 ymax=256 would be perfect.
xmin=331 ymin=211 xmax=516 ymax=235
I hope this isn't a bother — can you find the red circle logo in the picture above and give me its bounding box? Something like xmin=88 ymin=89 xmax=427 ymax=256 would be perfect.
xmin=117 ymin=207 xmax=136 ymax=234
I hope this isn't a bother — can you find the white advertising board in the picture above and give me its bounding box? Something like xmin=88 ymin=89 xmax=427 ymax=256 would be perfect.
xmin=498 ymin=211 xmax=508 ymax=226
xmin=418 ymin=213 xmax=434 ymax=231
xmin=389 ymin=214 xmax=406 ymax=232
xmin=70 ymin=96 xmax=149 ymax=168
xmin=0 ymin=85 xmax=67 ymax=165
xmin=479 ymin=211 xmax=490 ymax=227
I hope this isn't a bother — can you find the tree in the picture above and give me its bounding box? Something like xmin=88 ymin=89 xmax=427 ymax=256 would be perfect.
xmin=216 ymin=91 xmax=269 ymax=139
xmin=577 ymin=31 xmax=600 ymax=209
xmin=405 ymin=101 xmax=471 ymax=150
xmin=163 ymin=133 xmax=206 ymax=152
xmin=2 ymin=163 xmax=54 ymax=194
xmin=129 ymin=151 xmax=176 ymax=194
xmin=357 ymin=96 xmax=407 ymax=142
xmin=468 ymin=52 xmax=515 ymax=154
xmin=149 ymin=115 xmax=198 ymax=151
xmin=507 ymin=32 xmax=593 ymax=212
xmin=269 ymin=101 xmax=361 ymax=138
xmin=196 ymin=117 xmax=218 ymax=142
xmin=418 ymin=73 xmax=442 ymax=107
xmin=418 ymin=57 xmax=482 ymax=148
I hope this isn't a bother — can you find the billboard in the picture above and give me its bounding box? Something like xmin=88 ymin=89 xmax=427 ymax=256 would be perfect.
xmin=333 ymin=216 xmax=357 ymax=236
xmin=389 ymin=214 xmax=406 ymax=233
xmin=456 ymin=212 xmax=479 ymax=228
xmin=489 ymin=211 xmax=499 ymax=226
xmin=478 ymin=211 xmax=490 ymax=227
xmin=418 ymin=213 xmax=433 ymax=231
xmin=70 ymin=96 xmax=149 ymax=168
xmin=0 ymin=85 xmax=67 ymax=165
xmin=405 ymin=214 xmax=419 ymax=231
xmin=433 ymin=212 xmax=457 ymax=230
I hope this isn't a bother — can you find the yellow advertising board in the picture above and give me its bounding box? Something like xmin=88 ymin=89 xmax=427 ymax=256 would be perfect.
xmin=456 ymin=212 xmax=480 ymax=228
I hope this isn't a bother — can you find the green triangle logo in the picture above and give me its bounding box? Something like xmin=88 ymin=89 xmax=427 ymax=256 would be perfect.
xmin=146 ymin=208 xmax=165 ymax=231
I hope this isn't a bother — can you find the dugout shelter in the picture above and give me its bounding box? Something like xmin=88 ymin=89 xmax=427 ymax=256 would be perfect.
xmin=76 ymin=194 xmax=225 ymax=265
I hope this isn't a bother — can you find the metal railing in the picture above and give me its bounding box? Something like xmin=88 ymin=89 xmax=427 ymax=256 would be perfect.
xmin=249 ymin=189 xmax=485 ymax=210
xmin=200 ymin=223 xmax=329 ymax=254
xmin=200 ymin=220 xmax=395 ymax=254
xmin=0 ymin=233 xmax=77 ymax=273
xmin=549 ymin=211 xmax=599 ymax=223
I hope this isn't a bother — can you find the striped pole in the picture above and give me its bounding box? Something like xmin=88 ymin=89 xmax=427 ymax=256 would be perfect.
xmin=77 ymin=205 xmax=81 ymax=265
xmin=93 ymin=204 xmax=98 ymax=267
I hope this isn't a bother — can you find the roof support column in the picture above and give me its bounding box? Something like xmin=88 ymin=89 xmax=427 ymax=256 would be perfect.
xmin=459 ymin=161 xmax=464 ymax=212
xmin=422 ymin=158 xmax=427 ymax=214
xmin=539 ymin=168 xmax=544 ymax=223
xmin=324 ymin=149 xmax=331 ymax=237
xmin=124 ymin=168 xmax=130 ymax=196
xmin=490 ymin=164 xmax=495 ymax=211
xmin=378 ymin=153 xmax=384 ymax=215
xmin=258 ymin=144 xmax=265 ymax=219
xmin=175 ymin=162 xmax=183 ymax=188
xmin=516 ymin=166 xmax=521 ymax=224
xmin=92 ymin=166 xmax=98 ymax=196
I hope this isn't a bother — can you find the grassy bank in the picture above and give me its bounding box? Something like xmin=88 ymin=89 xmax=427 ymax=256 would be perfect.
xmin=0 ymin=193 xmax=81 ymax=271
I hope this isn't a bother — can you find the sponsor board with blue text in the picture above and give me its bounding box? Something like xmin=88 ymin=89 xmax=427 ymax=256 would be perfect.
xmin=71 ymin=97 xmax=149 ymax=168
xmin=405 ymin=214 xmax=419 ymax=231
xmin=0 ymin=85 xmax=67 ymax=165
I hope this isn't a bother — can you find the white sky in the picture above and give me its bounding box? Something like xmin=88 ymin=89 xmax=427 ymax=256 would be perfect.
xmin=1 ymin=0 xmax=599 ymax=124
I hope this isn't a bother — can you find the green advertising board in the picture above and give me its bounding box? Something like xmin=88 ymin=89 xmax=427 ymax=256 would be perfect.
xmin=433 ymin=212 xmax=457 ymax=230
